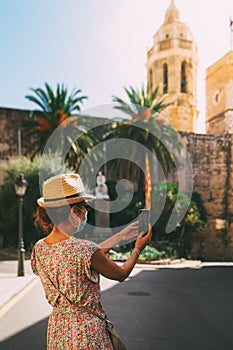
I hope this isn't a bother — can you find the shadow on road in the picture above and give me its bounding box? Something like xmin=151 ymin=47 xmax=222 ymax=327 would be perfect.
xmin=0 ymin=318 xmax=48 ymax=350
xmin=1 ymin=267 xmax=233 ymax=350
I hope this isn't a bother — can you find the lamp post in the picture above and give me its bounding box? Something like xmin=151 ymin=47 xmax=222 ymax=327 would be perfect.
xmin=14 ymin=173 xmax=28 ymax=277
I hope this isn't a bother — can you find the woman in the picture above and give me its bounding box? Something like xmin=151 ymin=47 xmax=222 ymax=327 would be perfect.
xmin=31 ymin=173 xmax=152 ymax=349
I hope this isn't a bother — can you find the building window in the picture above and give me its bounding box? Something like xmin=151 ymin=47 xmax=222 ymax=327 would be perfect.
xmin=149 ymin=69 xmax=153 ymax=87
xmin=181 ymin=61 xmax=187 ymax=93
xmin=212 ymin=89 xmax=221 ymax=105
xmin=163 ymin=63 xmax=168 ymax=93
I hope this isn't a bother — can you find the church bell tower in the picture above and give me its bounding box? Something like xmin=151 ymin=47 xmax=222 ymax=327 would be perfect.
xmin=146 ymin=0 xmax=198 ymax=132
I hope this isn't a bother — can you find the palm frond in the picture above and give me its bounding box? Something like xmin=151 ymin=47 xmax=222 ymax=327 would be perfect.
xmin=25 ymin=94 xmax=46 ymax=112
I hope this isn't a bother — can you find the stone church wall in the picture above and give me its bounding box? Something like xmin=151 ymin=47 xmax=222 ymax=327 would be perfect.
xmin=182 ymin=132 xmax=233 ymax=260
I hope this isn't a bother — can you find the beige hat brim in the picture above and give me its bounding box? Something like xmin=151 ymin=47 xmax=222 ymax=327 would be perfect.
xmin=37 ymin=194 xmax=96 ymax=208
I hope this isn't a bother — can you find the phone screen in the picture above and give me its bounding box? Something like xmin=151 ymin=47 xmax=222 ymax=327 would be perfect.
xmin=139 ymin=209 xmax=150 ymax=236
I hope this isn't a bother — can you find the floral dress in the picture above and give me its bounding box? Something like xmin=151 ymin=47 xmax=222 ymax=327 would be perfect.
xmin=31 ymin=236 xmax=113 ymax=350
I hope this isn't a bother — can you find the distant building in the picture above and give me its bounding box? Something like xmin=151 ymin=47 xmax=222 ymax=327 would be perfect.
xmin=206 ymin=51 xmax=233 ymax=134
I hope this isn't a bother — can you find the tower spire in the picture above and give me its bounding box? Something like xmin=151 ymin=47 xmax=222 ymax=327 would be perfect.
xmin=164 ymin=0 xmax=179 ymax=24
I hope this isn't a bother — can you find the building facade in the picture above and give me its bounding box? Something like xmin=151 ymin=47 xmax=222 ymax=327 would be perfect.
xmin=206 ymin=51 xmax=233 ymax=134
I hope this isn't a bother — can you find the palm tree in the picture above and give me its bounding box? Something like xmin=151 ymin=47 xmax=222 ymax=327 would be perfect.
xmin=107 ymin=83 xmax=182 ymax=193
xmin=26 ymin=82 xmax=87 ymax=115
xmin=112 ymin=83 xmax=172 ymax=119
xmin=23 ymin=82 xmax=91 ymax=162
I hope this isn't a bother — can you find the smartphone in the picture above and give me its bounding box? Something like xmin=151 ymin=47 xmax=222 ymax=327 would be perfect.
xmin=139 ymin=209 xmax=150 ymax=236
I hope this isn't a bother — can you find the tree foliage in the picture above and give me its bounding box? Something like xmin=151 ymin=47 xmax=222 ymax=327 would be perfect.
xmin=152 ymin=181 xmax=206 ymax=258
xmin=0 ymin=156 xmax=72 ymax=248
xmin=106 ymin=83 xmax=182 ymax=190
xmin=112 ymin=83 xmax=172 ymax=116
xmin=24 ymin=82 xmax=89 ymax=158
xmin=0 ymin=157 xmax=41 ymax=247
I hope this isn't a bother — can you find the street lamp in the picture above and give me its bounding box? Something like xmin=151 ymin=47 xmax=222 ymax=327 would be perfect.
xmin=14 ymin=173 xmax=28 ymax=277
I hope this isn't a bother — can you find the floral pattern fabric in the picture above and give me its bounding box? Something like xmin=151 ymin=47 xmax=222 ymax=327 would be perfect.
xmin=31 ymin=236 xmax=113 ymax=349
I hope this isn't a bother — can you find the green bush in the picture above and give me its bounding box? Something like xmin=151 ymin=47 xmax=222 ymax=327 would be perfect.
xmin=0 ymin=155 xmax=72 ymax=248
xmin=151 ymin=240 xmax=178 ymax=259
xmin=152 ymin=181 xmax=206 ymax=258
xmin=0 ymin=157 xmax=41 ymax=248
xmin=109 ymin=245 xmax=167 ymax=261
xmin=139 ymin=245 xmax=167 ymax=260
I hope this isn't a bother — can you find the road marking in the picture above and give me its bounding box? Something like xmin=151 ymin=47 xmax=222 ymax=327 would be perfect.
xmin=0 ymin=277 xmax=39 ymax=318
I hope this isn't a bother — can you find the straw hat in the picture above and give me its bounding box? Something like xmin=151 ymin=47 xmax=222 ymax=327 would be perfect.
xmin=37 ymin=173 xmax=96 ymax=207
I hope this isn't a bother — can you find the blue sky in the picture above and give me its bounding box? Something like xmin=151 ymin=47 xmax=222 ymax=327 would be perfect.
xmin=0 ymin=0 xmax=232 ymax=133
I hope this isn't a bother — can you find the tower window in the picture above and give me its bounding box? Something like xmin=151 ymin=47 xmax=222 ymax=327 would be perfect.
xmin=181 ymin=61 xmax=187 ymax=93
xmin=149 ymin=68 xmax=153 ymax=87
xmin=163 ymin=63 xmax=168 ymax=93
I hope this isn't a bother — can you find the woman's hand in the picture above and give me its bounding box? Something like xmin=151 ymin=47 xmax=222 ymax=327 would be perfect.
xmin=135 ymin=224 xmax=152 ymax=253
xmin=118 ymin=220 xmax=139 ymax=242
xmin=99 ymin=221 xmax=139 ymax=253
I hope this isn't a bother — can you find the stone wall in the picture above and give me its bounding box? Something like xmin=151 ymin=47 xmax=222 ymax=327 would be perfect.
xmin=0 ymin=107 xmax=31 ymax=183
xmin=206 ymin=112 xmax=226 ymax=135
xmin=182 ymin=132 xmax=233 ymax=260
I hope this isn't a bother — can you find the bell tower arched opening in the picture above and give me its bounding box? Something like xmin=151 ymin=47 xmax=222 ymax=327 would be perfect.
xmin=163 ymin=63 xmax=168 ymax=94
xmin=181 ymin=61 xmax=187 ymax=93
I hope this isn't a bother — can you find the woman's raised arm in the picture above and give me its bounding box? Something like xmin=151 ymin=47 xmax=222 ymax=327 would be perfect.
xmin=91 ymin=225 xmax=152 ymax=282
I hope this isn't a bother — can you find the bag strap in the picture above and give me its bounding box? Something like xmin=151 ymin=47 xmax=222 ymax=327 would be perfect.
xmin=35 ymin=245 xmax=107 ymax=321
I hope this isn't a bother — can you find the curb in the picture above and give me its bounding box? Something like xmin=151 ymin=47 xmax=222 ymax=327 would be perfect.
xmin=134 ymin=259 xmax=203 ymax=269
xmin=136 ymin=258 xmax=186 ymax=265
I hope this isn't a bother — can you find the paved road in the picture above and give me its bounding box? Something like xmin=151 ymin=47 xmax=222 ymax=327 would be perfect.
xmin=1 ymin=266 xmax=233 ymax=350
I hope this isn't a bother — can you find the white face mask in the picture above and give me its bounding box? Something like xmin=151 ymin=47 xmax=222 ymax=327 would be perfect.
xmin=74 ymin=211 xmax=88 ymax=234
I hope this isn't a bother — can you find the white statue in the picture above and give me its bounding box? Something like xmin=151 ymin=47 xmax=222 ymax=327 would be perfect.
xmin=95 ymin=171 xmax=109 ymax=199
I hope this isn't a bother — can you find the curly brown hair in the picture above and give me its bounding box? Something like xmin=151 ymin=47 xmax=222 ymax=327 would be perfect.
xmin=34 ymin=202 xmax=89 ymax=234
xmin=34 ymin=207 xmax=54 ymax=234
